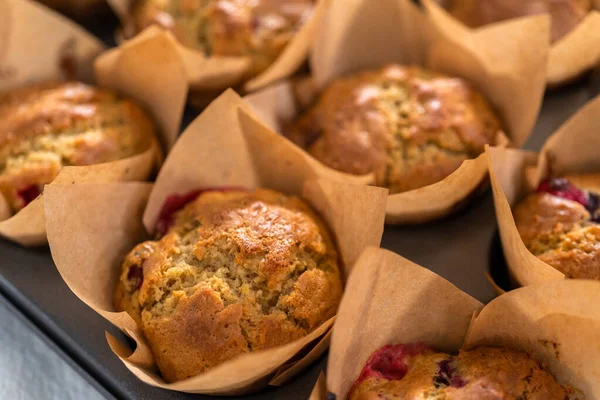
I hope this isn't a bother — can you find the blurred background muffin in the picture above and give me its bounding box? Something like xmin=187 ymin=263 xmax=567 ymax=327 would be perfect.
xmin=440 ymin=0 xmax=591 ymax=44
xmin=285 ymin=65 xmax=504 ymax=194
xmin=350 ymin=344 xmax=568 ymax=399
xmin=513 ymin=174 xmax=600 ymax=280
xmin=0 ymin=82 xmax=157 ymax=214
xmin=127 ymin=0 xmax=315 ymax=78
xmin=114 ymin=188 xmax=342 ymax=382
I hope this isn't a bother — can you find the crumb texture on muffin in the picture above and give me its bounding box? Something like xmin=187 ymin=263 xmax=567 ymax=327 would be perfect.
xmin=0 ymin=81 xmax=155 ymax=214
xmin=349 ymin=345 xmax=568 ymax=400
xmin=285 ymin=65 xmax=503 ymax=194
xmin=130 ymin=0 xmax=314 ymax=77
xmin=114 ymin=188 xmax=342 ymax=382
xmin=514 ymin=175 xmax=600 ymax=280
xmin=444 ymin=0 xmax=591 ymax=44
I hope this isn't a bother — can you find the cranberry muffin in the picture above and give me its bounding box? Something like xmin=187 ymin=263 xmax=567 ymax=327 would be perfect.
xmin=114 ymin=188 xmax=342 ymax=382
xmin=0 ymin=82 xmax=156 ymax=215
xmin=129 ymin=0 xmax=315 ymax=78
xmin=350 ymin=344 xmax=568 ymax=399
xmin=285 ymin=65 xmax=504 ymax=194
xmin=513 ymin=174 xmax=600 ymax=280
xmin=443 ymin=0 xmax=591 ymax=44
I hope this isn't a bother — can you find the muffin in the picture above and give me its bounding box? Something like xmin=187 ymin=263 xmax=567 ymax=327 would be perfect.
xmin=443 ymin=0 xmax=591 ymax=44
xmin=129 ymin=0 xmax=315 ymax=78
xmin=350 ymin=344 xmax=568 ymax=399
xmin=513 ymin=174 xmax=600 ymax=280
xmin=114 ymin=188 xmax=342 ymax=382
xmin=285 ymin=65 xmax=504 ymax=194
xmin=0 ymin=82 xmax=156 ymax=215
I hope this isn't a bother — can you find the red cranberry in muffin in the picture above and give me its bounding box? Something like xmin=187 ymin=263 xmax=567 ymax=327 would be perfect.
xmin=350 ymin=344 xmax=567 ymax=399
xmin=514 ymin=174 xmax=600 ymax=279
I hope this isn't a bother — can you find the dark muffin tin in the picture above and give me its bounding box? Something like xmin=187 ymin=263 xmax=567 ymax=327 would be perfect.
xmin=0 ymin=7 xmax=599 ymax=400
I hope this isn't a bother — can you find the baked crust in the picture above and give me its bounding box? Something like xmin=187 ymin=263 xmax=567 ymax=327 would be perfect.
xmin=285 ymin=65 xmax=503 ymax=194
xmin=0 ymin=81 xmax=156 ymax=214
xmin=129 ymin=0 xmax=314 ymax=77
xmin=445 ymin=0 xmax=591 ymax=44
xmin=350 ymin=346 xmax=567 ymax=400
xmin=514 ymin=173 xmax=600 ymax=280
xmin=114 ymin=188 xmax=342 ymax=382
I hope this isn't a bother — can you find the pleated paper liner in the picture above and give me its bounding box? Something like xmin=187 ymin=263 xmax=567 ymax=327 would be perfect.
xmin=94 ymin=26 xmax=187 ymax=151
xmin=0 ymin=0 xmax=187 ymax=246
xmin=244 ymin=0 xmax=550 ymax=224
xmin=320 ymin=247 xmax=600 ymax=399
xmin=44 ymin=89 xmax=388 ymax=395
xmin=423 ymin=0 xmax=600 ymax=86
xmin=106 ymin=0 xmax=329 ymax=98
xmin=487 ymin=94 xmax=600 ymax=290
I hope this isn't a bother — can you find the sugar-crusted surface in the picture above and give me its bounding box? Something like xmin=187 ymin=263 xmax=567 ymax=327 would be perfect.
xmin=285 ymin=65 xmax=503 ymax=194
xmin=0 ymin=82 xmax=155 ymax=213
xmin=514 ymin=173 xmax=600 ymax=280
xmin=114 ymin=189 xmax=342 ymax=382
xmin=350 ymin=347 xmax=568 ymax=400
xmin=444 ymin=0 xmax=591 ymax=44
xmin=130 ymin=0 xmax=314 ymax=78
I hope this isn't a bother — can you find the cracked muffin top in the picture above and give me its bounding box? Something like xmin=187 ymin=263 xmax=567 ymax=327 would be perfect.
xmin=443 ymin=0 xmax=591 ymax=44
xmin=514 ymin=174 xmax=600 ymax=280
xmin=114 ymin=188 xmax=342 ymax=382
xmin=349 ymin=344 xmax=569 ymax=400
xmin=129 ymin=0 xmax=315 ymax=78
xmin=0 ymin=81 xmax=156 ymax=215
xmin=284 ymin=65 xmax=503 ymax=194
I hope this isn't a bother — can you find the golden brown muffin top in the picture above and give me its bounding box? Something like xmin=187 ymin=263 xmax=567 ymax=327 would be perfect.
xmin=445 ymin=0 xmax=591 ymax=44
xmin=350 ymin=345 xmax=568 ymax=400
xmin=0 ymin=81 xmax=155 ymax=214
xmin=129 ymin=0 xmax=314 ymax=77
xmin=114 ymin=188 xmax=342 ymax=382
xmin=285 ymin=65 xmax=503 ymax=194
xmin=514 ymin=174 xmax=600 ymax=279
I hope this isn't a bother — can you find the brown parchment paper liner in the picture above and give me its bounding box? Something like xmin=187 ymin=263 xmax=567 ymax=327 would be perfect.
xmin=106 ymin=0 xmax=329 ymax=94
xmin=423 ymin=0 xmax=600 ymax=86
xmin=45 ymin=89 xmax=388 ymax=395
xmin=0 ymin=0 xmax=187 ymax=246
xmin=488 ymin=94 xmax=600 ymax=289
xmin=94 ymin=26 xmax=187 ymax=151
xmin=0 ymin=0 xmax=103 ymax=87
xmin=244 ymin=0 xmax=549 ymax=224
xmin=324 ymin=247 xmax=600 ymax=399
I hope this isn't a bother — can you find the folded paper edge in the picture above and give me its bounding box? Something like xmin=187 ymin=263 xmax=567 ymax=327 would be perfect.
xmin=0 ymin=146 xmax=156 ymax=246
xmin=486 ymin=145 xmax=566 ymax=288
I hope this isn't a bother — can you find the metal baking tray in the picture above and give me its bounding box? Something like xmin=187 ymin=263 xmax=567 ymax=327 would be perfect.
xmin=0 ymin=8 xmax=598 ymax=400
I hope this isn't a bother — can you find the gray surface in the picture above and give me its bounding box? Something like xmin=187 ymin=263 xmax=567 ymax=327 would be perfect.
xmin=0 ymin=297 xmax=107 ymax=400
